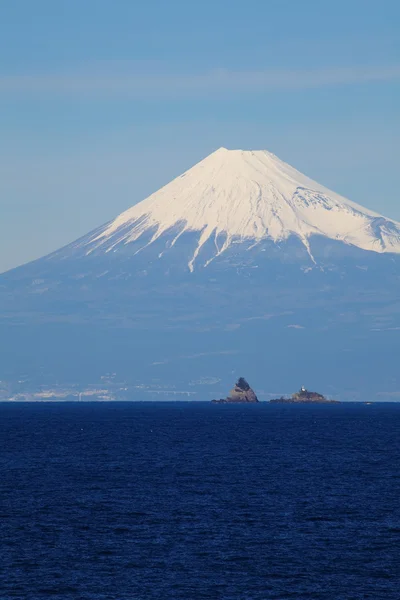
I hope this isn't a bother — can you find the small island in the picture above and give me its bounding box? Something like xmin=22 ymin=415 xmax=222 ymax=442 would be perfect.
xmin=212 ymin=377 xmax=259 ymax=404
xmin=270 ymin=386 xmax=339 ymax=404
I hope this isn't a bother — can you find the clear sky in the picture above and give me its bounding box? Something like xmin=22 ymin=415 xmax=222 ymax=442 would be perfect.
xmin=0 ymin=0 xmax=399 ymax=272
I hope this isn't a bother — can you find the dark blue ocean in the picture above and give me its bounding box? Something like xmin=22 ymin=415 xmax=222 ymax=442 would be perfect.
xmin=1 ymin=402 xmax=399 ymax=600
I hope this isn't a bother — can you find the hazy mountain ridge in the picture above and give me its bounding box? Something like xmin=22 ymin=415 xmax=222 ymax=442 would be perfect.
xmin=1 ymin=148 xmax=399 ymax=400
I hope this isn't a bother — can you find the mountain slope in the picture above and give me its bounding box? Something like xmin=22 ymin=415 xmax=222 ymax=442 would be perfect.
xmin=59 ymin=147 xmax=400 ymax=271
xmin=0 ymin=148 xmax=399 ymax=400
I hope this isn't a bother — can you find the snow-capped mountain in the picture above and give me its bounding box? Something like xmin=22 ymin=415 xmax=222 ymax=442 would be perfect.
xmin=62 ymin=147 xmax=400 ymax=270
xmin=1 ymin=148 xmax=400 ymax=400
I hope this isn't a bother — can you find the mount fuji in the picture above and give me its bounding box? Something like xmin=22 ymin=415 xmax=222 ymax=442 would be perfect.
xmin=1 ymin=148 xmax=400 ymax=400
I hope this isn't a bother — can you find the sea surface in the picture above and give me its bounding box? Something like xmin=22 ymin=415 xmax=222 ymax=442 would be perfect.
xmin=1 ymin=402 xmax=399 ymax=600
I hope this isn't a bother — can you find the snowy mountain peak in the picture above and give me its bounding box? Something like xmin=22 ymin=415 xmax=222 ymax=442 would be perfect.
xmin=83 ymin=148 xmax=400 ymax=270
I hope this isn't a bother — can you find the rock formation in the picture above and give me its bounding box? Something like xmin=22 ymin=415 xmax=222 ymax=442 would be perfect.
xmin=212 ymin=377 xmax=259 ymax=403
xmin=270 ymin=386 xmax=339 ymax=404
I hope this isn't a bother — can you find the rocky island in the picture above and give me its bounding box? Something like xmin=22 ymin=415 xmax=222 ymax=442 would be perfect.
xmin=270 ymin=386 xmax=339 ymax=404
xmin=212 ymin=378 xmax=259 ymax=404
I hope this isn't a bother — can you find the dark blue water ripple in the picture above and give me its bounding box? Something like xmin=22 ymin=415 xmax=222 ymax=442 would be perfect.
xmin=1 ymin=402 xmax=399 ymax=599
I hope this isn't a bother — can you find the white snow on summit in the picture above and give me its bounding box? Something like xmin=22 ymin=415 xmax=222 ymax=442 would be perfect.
xmin=87 ymin=147 xmax=400 ymax=269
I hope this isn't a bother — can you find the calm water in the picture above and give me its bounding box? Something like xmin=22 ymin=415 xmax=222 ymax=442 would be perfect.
xmin=1 ymin=402 xmax=399 ymax=600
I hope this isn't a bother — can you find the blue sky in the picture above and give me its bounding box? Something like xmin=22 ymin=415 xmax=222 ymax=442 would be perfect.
xmin=0 ymin=0 xmax=399 ymax=272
